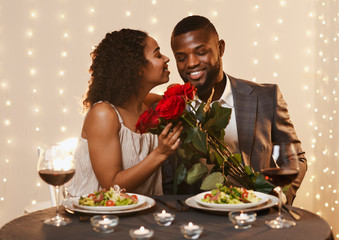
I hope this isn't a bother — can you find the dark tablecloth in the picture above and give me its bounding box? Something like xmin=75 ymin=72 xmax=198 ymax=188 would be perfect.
xmin=0 ymin=195 xmax=333 ymax=240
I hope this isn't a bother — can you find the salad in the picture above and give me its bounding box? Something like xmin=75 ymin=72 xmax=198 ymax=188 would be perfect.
xmin=79 ymin=185 xmax=138 ymax=207
xmin=201 ymin=184 xmax=262 ymax=204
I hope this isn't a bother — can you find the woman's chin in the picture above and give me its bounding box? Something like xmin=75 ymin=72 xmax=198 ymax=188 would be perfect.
xmin=159 ymin=76 xmax=170 ymax=84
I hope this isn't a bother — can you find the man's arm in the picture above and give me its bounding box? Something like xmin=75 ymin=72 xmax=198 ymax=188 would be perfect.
xmin=272 ymin=85 xmax=308 ymax=204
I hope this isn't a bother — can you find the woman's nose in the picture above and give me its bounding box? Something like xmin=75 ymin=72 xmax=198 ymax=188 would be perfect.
xmin=163 ymin=55 xmax=170 ymax=63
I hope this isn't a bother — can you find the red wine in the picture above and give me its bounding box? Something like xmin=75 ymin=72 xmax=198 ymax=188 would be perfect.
xmin=261 ymin=168 xmax=298 ymax=187
xmin=39 ymin=169 xmax=75 ymax=186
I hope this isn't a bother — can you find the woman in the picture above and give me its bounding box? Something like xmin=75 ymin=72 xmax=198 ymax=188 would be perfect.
xmin=67 ymin=29 xmax=182 ymax=197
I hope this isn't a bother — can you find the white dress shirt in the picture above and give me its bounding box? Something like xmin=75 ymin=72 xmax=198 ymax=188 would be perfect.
xmin=193 ymin=74 xmax=240 ymax=154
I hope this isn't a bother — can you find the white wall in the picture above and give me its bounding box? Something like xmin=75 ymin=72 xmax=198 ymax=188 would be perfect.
xmin=0 ymin=0 xmax=338 ymax=237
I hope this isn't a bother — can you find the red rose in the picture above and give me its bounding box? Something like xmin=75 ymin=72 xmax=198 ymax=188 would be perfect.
xmin=163 ymin=84 xmax=182 ymax=98
xmin=163 ymin=83 xmax=196 ymax=101
xmin=155 ymin=95 xmax=186 ymax=120
xmin=135 ymin=108 xmax=160 ymax=134
xmin=182 ymin=82 xmax=197 ymax=101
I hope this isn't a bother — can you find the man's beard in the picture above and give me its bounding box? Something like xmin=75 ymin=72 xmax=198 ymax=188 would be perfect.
xmin=195 ymin=58 xmax=221 ymax=96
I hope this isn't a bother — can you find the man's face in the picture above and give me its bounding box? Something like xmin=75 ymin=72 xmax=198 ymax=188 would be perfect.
xmin=171 ymin=29 xmax=224 ymax=96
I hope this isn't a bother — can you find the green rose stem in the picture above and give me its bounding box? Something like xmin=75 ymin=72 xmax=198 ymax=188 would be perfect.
xmin=209 ymin=136 xmax=255 ymax=188
xmin=180 ymin=114 xmax=255 ymax=190
xmin=180 ymin=115 xmax=196 ymax=128
xmin=207 ymin=138 xmax=254 ymax=189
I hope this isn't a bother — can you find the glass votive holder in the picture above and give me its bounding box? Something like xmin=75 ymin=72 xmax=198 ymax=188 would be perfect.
xmin=228 ymin=211 xmax=256 ymax=229
xmin=180 ymin=222 xmax=203 ymax=239
xmin=129 ymin=226 xmax=154 ymax=240
xmin=90 ymin=215 xmax=119 ymax=233
xmin=153 ymin=210 xmax=175 ymax=226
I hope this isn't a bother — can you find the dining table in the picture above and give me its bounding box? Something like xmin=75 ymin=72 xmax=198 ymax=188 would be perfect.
xmin=0 ymin=195 xmax=334 ymax=240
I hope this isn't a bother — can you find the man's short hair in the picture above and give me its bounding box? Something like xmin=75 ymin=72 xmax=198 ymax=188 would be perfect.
xmin=171 ymin=15 xmax=219 ymax=39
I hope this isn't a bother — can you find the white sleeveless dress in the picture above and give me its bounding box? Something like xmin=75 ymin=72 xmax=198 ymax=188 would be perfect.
xmin=66 ymin=102 xmax=162 ymax=197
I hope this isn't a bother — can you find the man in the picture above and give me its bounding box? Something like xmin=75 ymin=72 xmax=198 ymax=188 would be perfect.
xmin=163 ymin=15 xmax=307 ymax=205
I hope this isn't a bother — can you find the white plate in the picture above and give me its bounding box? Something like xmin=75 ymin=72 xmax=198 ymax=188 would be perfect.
xmin=186 ymin=191 xmax=278 ymax=213
xmin=63 ymin=194 xmax=154 ymax=215
xmin=72 ymin=193 xmax=146 ymax=211
xmin=194 ymin=191 xmax=269 ymax=210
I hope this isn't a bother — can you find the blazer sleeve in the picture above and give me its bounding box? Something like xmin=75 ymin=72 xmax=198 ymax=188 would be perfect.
xmin=272 ymin=85 xmax=308 ymax=205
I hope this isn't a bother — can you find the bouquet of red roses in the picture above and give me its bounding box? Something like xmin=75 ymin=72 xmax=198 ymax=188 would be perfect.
xmin=136 ymin=83 xmax=273 ymax=194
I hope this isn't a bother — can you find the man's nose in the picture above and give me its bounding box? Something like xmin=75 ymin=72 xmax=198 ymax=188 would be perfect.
xmin=187 ymin=54 xmax=200 ymax=68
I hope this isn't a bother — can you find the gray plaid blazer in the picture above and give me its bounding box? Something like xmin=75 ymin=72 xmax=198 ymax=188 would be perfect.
xmin=162 ymin=74 xmax=307 ymax=205
xmin=229 ymin=75 xmax=307 ymax=204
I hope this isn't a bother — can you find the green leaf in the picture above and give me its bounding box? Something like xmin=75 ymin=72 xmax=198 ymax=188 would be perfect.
xmin=196 ymin=102 xmax=207 ymax=123
xmin=188 ymin=127 xmax=207 ymax=154
xmin=173 ymin=162 xmax=187 ymax=194
xmin=177 ymin=144 xmax=195 ymax=161
xmin=208 ymin=148 xmax=216 ymax=164
xmin=201 ymin=103 xmax=231 ymax=132
xmin=200 ymin=172 xmax=225 ymax=190
xmin=212 ymin=104 xmax=232 ymax=131
xmin=185 ymin=163 xmax=208 ymax=185
xmin=282 ymin=184 xmax=290 ymax=195
xmin=213 ymin=150 xmax=225 ymax=166
xmin=244 ymin=166 xmax=254 ymax=176
xmin=254 ymin=174 xmax=274 ymax=193
xmin=232 ymin=154 xmax=242 ymax=164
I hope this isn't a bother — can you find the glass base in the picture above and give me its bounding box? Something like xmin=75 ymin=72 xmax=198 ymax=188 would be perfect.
xmin=43 ymin=215 xmax=72 ymax=227
xmin=265 ymin=218 xmax=296 ymax=229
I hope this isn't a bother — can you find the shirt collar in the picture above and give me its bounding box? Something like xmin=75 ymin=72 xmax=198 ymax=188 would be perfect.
xmin=193 ymin=73 xmax=233 ymax=108
xmin=219 ymin=74 xmax=234 ymax=107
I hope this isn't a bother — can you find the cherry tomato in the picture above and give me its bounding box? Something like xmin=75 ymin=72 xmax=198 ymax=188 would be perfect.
xmin=204 ymin=193 xmax=212 ymax=199
xmin=131 ymin=195 xmax=138 ymax=202
xmin=106 ymin=200 xmax=115 ymax=206
xmin=241 ymin=189 xmax=249 ymax=198
xmin=87 ymin=193 xmax=95 ymax=198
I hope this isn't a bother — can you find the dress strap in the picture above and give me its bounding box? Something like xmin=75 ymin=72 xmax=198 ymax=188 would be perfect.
xmin=92 ymin=101 xmax=124 ymax=124
xmin=108 ymin=103 xmax=124 ymax=124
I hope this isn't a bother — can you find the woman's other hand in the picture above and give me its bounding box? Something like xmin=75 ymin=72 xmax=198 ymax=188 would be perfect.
xmin=156 ymin=122 xmax=183 ymax=157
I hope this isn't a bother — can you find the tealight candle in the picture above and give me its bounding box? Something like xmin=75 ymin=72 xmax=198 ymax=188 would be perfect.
xmin=228 ymin=211 xmax=256 ymax=229
xmin=129 ymin=226 xmax=154 ymax=240
xmin=98 ymin=218 xmax=113 ymax=225
xmin=134 ymin=226 xmax=150 ymax=235
xmin=235 ymin=213 xmax=250 ymax=222
xmin=90 ymin=215 xmax=119 ymax=233
xmin=180 ymin=222 xmax=203 ymax=239
xmin=153 ymin=210 xmax=175 ymax=226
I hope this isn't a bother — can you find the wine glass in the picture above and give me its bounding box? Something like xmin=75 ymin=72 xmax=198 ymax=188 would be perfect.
xmin=261 ymin=142 xmax=299 ymax=228
xmin=37 ymin=144 xmax=75 ymax=226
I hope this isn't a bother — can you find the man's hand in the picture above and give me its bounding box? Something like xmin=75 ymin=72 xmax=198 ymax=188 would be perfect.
xmin=270 ymin=187 xmax=287 ymax=204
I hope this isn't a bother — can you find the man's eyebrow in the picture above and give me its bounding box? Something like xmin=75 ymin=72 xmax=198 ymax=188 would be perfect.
xmin=194 ymin=44 xmax=206 ymax=50
xmin=175 ymin=44 xmax=207 ymax=54
xmin=153 ymin=47 xmax=160 ymax=53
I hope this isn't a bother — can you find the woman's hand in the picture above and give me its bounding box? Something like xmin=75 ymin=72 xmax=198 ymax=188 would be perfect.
xmin=156 ymin=122 xmax=183 ymax=157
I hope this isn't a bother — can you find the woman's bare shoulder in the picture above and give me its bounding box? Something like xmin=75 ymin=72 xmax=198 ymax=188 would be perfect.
xmin=83 ymin=102 xmax=120 ymax=136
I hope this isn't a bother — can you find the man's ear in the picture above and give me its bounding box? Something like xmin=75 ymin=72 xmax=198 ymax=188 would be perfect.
xmin=218 ymin=39 xmax=225 ymax=57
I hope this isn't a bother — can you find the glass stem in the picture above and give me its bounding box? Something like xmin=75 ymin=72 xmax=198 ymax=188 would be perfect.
xmin=277 ymin=186 xmax=283 ymax=221
xmin=55 ymin=185 xmax=60 ymax=218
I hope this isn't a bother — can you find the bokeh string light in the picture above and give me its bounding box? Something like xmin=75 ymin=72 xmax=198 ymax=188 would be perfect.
xmin=311 ymin=2 xmax=338 ymax=238
xmin=0 ymin=1 xmax=338 ymax=237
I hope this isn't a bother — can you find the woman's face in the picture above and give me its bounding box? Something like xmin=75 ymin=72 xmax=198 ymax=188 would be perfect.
xmin=142 ymin=37 xmax=170 ymax=87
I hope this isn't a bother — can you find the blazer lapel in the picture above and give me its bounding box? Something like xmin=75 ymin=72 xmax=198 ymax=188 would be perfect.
xmin=229 ymin=76 xmax=257 ymax=166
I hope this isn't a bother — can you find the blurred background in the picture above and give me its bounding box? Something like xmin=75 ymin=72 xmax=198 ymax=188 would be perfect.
xmin=0 ymin=0 xmax=338 ymax=237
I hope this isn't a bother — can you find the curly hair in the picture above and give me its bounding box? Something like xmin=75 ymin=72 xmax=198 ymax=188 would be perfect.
xmin=82 ymin=29 xmax=149 ymax=111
